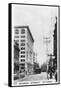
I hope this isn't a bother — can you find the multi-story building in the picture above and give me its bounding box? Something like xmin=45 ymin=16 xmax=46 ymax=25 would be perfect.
xmin=14 ymin=26 xmax=34 ymax=76
xmin=48 ymin=17 xmax=57 ymax=80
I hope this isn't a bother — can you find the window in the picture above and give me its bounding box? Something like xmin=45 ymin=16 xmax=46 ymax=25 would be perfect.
xmin=21 ymin=51 xmax=25 ymax=54
xmin=21 ymin=67 xmax=25 ymax=69
xmin=21 ymin=43 xmax=25 ymax=46
xmin=20 ymin=64 xmax=25 ymax=67
xmin=21 ymin=31 xmax=25 ymax=34
xmin=21 ymin=40 xmax=25 ymax=42
xmin=21 ymin=59 xmax=25 ymax=62
xmin=21 ymin=47 xmax=25 ymax=50
xmin=15 ymin=29 xmax=19 ymax=34
xmin=21 ymin=29 xmax=25 ymax=32
xmin=15 ymin=40 xmax=19 ymax=43
xmin=15 ymin=29 xmax=18 ymax=31
xmin=21 ymin=55 xmax=25 ymax=58
xmin=21 ymin=36 xmax=25 ymax=38
xmin=21 ymin=64 xmax=25 ymax=66
xmin=21 ymin=29 xmax=25 ymax=34
xmin=15 ymin=36 xmax=19 ymax=38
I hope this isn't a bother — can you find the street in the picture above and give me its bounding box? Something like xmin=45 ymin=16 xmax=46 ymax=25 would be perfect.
xmin=14 ymin=72 xmax=57 ymax=86
xmin=16 ymin=72 xmax=48 ymax=82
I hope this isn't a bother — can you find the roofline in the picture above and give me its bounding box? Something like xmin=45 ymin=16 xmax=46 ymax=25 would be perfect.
xmin=14 ymin=26 xmax=34 ymax=42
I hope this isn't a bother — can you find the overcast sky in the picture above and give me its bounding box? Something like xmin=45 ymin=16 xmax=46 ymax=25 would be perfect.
xmin=12 ymin=4 xmax=58 ymax=66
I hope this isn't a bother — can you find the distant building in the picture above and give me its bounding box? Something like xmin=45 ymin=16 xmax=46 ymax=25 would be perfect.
xmin=14 ymin=26 xmax=34 ymax=76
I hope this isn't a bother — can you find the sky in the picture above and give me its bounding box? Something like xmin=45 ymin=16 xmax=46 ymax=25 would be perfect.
xmin=12 ymin=4 xmax=58 ymax=66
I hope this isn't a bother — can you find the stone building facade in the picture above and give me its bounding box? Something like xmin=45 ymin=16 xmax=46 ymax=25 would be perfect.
xmin=14 ymin=26 xmax=34 ymax=77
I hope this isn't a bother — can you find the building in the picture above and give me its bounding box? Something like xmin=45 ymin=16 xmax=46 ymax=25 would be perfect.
xmin=14 ymin=26 xmax=34 ymax=76
xmin=53 ymin=17 xmax=57 ymax=71
xmin=48 ymin=17 xmax=57 ymax=80
xmin=14 ymin=40 xmax=19 ymax=80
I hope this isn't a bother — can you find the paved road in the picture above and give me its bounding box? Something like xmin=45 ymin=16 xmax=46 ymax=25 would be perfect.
xmin=19 ymin=72 xmax=47 ymax=82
